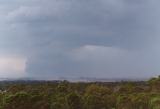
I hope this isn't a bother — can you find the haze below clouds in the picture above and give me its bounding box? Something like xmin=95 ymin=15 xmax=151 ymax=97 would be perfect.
xmin=0 ymin=0 xmax=160 ymax=79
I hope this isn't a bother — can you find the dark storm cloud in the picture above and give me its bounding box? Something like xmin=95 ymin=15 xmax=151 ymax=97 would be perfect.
xmin=7 ymin=0 xmax=158 ymax=48
xmin=0 ymin=0 xmax=160 ymax=78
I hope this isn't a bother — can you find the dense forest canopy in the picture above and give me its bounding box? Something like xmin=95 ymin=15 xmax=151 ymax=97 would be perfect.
xmin=0 ymin=77 xmax=159 ymax=109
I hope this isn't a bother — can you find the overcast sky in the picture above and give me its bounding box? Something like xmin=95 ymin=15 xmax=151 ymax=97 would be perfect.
xmin=0 ymin=0 xmax=160 ymax=79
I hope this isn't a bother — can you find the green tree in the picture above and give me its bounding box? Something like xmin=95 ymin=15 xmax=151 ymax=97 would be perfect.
xmin=84 ymin=84 xmax=111 ymax=109
xmin=66 ymin=92 xmax=83 ymax=109
xmin=3 ymin=92 xmax=31 ymax=109
xmin=150 ymin=96 xmax=160 ymax=109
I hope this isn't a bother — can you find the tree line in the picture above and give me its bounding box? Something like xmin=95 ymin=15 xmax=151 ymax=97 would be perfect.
xmin=0 ymin=76 xmax=159 ymax=109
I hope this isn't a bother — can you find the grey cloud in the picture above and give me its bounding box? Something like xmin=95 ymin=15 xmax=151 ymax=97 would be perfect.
xmin=0 ymin=0 xmax=160 ymax=78
xmin=70 ymin=45 xmax=160 ymax=78
xmin=7 ymin=0 xmax=159 ymax=48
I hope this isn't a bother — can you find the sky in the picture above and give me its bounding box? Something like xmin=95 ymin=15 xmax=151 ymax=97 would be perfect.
xmin=0 ymin=0 xmax=160 ymax=79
